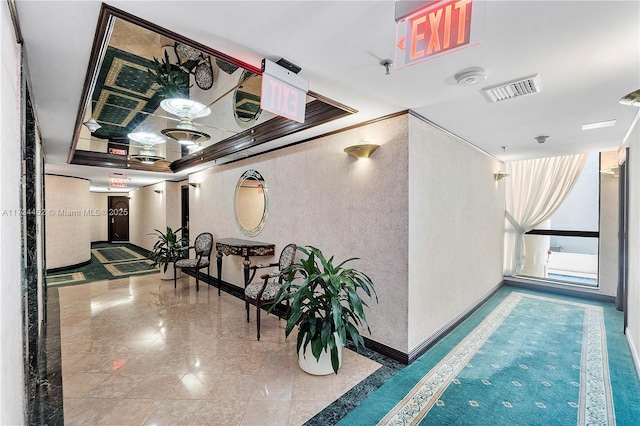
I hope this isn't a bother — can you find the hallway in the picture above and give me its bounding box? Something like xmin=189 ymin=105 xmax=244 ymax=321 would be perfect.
xmin=55 ymin=274 xmax=381 ymax=425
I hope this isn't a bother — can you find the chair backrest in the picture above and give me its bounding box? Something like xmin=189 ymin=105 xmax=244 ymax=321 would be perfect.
xmin=194 ymin=233 xmax=214 ymax=258
xmin=279 ymin=243 xmax=297 ymax=271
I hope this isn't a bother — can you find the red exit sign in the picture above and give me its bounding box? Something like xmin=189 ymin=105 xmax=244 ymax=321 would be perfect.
xmin=395 ymin=0 xmax=483 ymax=69
xmin=261 ymin=59 xmax=309 ymax=124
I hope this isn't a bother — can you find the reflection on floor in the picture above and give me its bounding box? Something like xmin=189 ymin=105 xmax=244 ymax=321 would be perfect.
xmin=59 ymin=273 xmax=381 ymax=425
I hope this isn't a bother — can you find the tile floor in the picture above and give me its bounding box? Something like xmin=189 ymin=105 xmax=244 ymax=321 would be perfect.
xmin=58 ymin=273 xmax=381 ymax=425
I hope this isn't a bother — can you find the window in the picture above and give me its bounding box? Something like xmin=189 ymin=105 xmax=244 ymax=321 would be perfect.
xmin=520 ymin=153 xmax=600 ymax=286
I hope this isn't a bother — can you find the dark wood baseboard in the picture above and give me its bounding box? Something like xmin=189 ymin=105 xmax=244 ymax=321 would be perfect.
xmin=406 ymin=282 xmax=504 ymax=364
xmin=362 ymin=337 xmax=409 ymax=364
xmin=46 ymin=258 xmax=92 ymax=273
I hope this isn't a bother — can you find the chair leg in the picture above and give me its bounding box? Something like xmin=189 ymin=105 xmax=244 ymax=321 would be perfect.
xmin=256 ymin=303 xmax=261 ymax=341
xmin=246 ymin=300 xmax=250 ymax=323
xmin=173 ymin=265 xmax=177 ymax=288
xmin=195 ymin=268 xmax=200 ymax=292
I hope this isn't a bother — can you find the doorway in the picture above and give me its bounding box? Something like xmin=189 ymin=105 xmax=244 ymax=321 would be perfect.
xmin=108 ymin=196 xmax=129 ymax=242
xmin=181 ymin=185 xmax=190 ymax=243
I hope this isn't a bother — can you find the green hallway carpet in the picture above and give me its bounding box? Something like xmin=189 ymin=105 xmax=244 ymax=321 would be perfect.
xmin=46 ymin=242 xmax=158 ymax=286
xmin=339 ymin=286 xmax=640 ymax=425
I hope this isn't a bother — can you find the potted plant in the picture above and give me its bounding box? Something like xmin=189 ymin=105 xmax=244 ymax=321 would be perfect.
xmin=147 ymin=50 xmax=191 ymax=99
xmin=270 ymin=246 xmax=377 ymax=375
xmin=149 ymin=226 xmax=189 ymax=280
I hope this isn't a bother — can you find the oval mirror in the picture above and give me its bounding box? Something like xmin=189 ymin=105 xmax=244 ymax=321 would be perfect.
xmin=233 ymin=70 xmax=262 ymax=128
xmin=234 ymin=169 xmax=268 ymax=237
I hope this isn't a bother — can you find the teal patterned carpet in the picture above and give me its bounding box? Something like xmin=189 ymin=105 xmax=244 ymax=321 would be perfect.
xmin=339 ymin=287 xmax=640 ymax=425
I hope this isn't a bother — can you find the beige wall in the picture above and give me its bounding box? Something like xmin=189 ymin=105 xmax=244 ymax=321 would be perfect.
xmin=0 ymin=1 xmax=25 ymax=421
xmin=44 ymin=175 xmax=91 ymax=269
xmin=407 ymin=116 xmax=505 ymax=353
xmin=625 ymin=118 xmax=640 ymax=377
xmin=89 ymin=192 xmax=139 ymax=243
xmin=129 ymin=182 xmax=168 ymax=251
xmin=187 ymin=113 xmax=505 ymax=355
xmin=190 ymin=115 xmax=411 ymax=352
xmin=599 ymin=151 xmax=620 ymax=297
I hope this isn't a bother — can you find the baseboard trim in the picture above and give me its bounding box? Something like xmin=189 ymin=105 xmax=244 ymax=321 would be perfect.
xmin=626 ymin=327 xmax=640 ymax=382
xmin=407 ymin=281 xmax=504 ymax=364
xmin=46 ymin=258 xmax=91 ymax=273
xmin=504 ymin=277 xmax=616 ymax=303
xmin=362 ymin=337 xmax=409 ymax=364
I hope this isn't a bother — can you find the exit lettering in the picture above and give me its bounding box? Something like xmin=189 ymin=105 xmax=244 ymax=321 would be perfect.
xmin=410 ymin=0 xmax=472 ymax=60
xmin=396 ymin=0 xmax=477 ymax=68
xmin=260 ymin=73 xmax=306 ymax=123
xmin=267 ymin=79 xmax=298 ymax=119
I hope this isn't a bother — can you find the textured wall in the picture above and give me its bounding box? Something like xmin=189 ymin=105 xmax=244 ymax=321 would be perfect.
xmin=598 ymin=151 xmax=620 ymax=297
xmin=44 ymin=175 xmax=91 ymax=269
xmin=0 ymin=1 xmax=25 ymax=421
xmin=407 ymin=115 xmax=505 ymax=352
xmin=88 ymin=192 xmax=108 ymax=242
xmin=190 ymin=115 xmax=410 ymax=352
xmin=129 ymin=182 xmax=167 ymax=251
xmin=625 ymin=122 xmax=640 ymax=377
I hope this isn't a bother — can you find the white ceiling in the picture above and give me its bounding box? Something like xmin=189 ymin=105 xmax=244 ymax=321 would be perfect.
xmin=15 ymin=0 xmax=640 ymax=191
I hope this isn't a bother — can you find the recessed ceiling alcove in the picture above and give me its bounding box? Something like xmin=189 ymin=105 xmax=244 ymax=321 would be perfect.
xmin=71 ymin=4 xmax=357 ymax=174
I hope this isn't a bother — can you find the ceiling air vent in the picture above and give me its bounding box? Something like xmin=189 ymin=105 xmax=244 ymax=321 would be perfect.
xmin=482 ymin=74 xmax=542 ymax=103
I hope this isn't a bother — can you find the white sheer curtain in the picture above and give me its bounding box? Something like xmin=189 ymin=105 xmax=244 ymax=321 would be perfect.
xmin=503 ymin=154 xmax=588 ymax=275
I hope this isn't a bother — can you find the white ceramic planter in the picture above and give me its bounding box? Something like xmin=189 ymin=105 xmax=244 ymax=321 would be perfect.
xmin=160 ymin=263 xmax=181 ymax=281
xmin=298 ymin=337 xmax=343 ymax=375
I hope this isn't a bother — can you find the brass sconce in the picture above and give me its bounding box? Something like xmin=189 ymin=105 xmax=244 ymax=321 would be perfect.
xmin=153 ymin=189 xmax=163 ymax=194
xmin=344 ymin=143 xmax=380 ymax=159
xmin=494 ymin=171 xmax=509 ymax=181
xmin=600 ymin=165 xmax=620 ymax=177
xmin=189 ymin=182 xmax=201 ymax=188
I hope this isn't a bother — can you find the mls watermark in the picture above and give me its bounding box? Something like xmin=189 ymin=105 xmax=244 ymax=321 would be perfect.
xmin=2 ymin=208 xmax=128 ymax=217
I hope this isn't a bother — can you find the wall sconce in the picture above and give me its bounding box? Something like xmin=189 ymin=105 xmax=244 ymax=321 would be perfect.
xmin=600 ymin=165 xmax=620 ymax=177
xmin=189 ymin=182 xmax=200 ymax=188
xmin=153 ymin=189 xmax=163 ymax=194
xmin=344 ymin=143 xmax=380 ymax=159
xmin=494 ymin=171 xmax=509 ymax=181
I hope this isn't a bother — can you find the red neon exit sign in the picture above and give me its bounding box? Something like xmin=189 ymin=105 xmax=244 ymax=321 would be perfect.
xmin=396 ymin=0 xmax=481 ymax=69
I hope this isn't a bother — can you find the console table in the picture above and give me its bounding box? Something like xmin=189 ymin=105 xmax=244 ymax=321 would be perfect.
xmin=215 ymin=238 xmax=275 ymax=296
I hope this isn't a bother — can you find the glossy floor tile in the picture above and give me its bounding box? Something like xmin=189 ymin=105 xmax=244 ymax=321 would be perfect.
xmin=58 ymin=274 xmax=381 ymax=425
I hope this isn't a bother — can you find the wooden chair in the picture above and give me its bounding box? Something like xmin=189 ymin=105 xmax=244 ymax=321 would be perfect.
xmin=174 ymin=232 xmax=213 ymax=291
xmin=244 ymin=243 xmax=296 ymax=340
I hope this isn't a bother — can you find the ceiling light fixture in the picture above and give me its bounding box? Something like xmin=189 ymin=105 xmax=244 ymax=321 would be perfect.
xmin=455 ymin=68 xmax=486 ymax=86
xmin=620 ymin=89 xmax=640 ymax=106
xmin=534 ymin=135 xmax=549 ymax=144
xmin=160 ymin=98 xmax=212 ymax=144
xmin=83 ymin=118 xmax=101 ymax=133
xmin=127 ymin=132 xmax=165 ymax=146
xmin=131 ymin=147 xmax=164 ymax=165
xmin=582 ymin=120 xmax=616 ymax=131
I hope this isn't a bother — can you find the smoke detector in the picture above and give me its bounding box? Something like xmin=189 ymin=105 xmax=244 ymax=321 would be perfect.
xmin=455 ymin=68 xmax=486 ymax=86
xmin=482 ymin=74 xmax=542 ymax=103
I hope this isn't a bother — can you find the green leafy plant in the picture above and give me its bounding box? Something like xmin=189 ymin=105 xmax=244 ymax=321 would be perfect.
xmin=270 ymin=246 xmax=377 ymax=374
xmin=147 ymin=50 xmax=190 ymax=98
xmin=149 ymin=227 xmax=189 ymax=273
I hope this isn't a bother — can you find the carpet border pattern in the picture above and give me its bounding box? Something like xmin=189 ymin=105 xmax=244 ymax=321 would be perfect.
xmin=377 ymin=292 xmax=615 ymax=426
xmin=91 ymin=246 xmax=146 ymax=264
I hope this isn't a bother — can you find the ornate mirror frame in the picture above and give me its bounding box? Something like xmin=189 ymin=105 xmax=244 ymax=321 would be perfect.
xmin=234 ymin=169 xmax=269 ymax=237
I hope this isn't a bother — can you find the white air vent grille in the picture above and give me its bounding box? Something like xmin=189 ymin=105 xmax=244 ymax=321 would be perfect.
xmin=482 ymin=75 xmax=542 ymax=103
